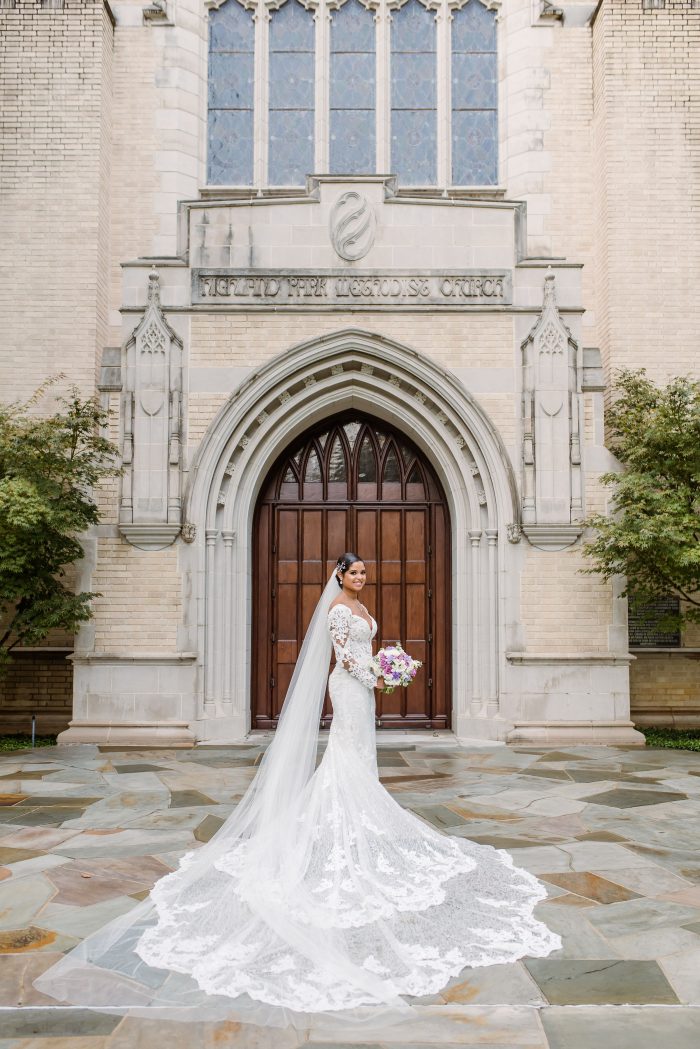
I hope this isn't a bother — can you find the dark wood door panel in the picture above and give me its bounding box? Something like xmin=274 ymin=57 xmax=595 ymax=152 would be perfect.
xmin=252 ymin=414 xmax=451 ymax=730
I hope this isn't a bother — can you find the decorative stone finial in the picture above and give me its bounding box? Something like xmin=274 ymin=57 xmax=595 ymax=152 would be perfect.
xmin=147 ymin=267 xmax=161 ymax=306
xmin=542 ymin=268 xmax=557 ymax=308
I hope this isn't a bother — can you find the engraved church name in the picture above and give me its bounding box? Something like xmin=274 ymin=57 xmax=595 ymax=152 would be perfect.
xmin=192 ymin=270 xmax=512 ymax=308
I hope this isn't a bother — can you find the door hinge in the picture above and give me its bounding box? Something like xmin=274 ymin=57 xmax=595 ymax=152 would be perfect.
xmin=270 ymin=632 xmax=276 ymax=643
xmin=270 ymin=675 xmax=276 ymax=689
xmin=428 ymin=677 xmax=433 ymax=688
xmin=428 ymin=633 xmax=433 ymax=642
xmin=272 ymin=543 xmax=276 ymax=554
xmin=428 ymin=588 xmax=432 ymax=598
xmin=427 ymin=543 xmax=432 ymax=555
xmin=271 ymin=587 xmax=276 ymax=599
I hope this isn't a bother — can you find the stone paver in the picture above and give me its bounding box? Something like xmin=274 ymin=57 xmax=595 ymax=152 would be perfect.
xmin=540 ymin=1006 xmax=700 ymax=1049
xmin=0 ymin=738 xmax=699 ymax=1046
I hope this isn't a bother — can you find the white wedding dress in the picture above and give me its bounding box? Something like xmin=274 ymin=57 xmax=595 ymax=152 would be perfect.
xmin=35 ymin=585 xmax=560 ymax=1029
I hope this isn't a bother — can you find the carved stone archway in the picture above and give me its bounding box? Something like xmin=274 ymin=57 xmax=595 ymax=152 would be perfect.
xmin=183 ymin=328 xmax=521 ymax=741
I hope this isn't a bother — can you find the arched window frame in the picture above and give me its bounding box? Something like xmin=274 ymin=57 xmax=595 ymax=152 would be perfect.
xmin=205 ymin=0 xmax=501 ymax=190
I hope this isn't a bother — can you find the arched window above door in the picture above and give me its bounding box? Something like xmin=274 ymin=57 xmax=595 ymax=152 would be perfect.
xmin=260 ymin=417 xmax=439 ymax=503
xmin=206 ymin=0 xmax=499 ymax=190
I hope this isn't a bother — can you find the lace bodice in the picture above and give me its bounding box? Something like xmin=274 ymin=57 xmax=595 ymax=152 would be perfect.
xmin=327 ymin=604 xmax=378 ymax=690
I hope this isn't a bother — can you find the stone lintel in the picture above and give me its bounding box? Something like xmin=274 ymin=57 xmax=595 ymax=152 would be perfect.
xmin=57 ymin=720 xmax=196 ymax=748
xmin=507 ymin=721 xmax=646 ymax=746
xmin=69 ymin=652 xmax=197 ymax=665
xmin=506 ymin=652 xmax=635 ymax=665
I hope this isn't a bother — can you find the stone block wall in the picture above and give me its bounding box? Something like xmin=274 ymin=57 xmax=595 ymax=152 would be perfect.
xmin=0 ymin=0 xmax=114 ymax=728
xmin=107 ymin=4 xmax=160 ymax=343
xmin=2 ymin=0 xmax=696 ymax=740
xmin=89 ymin=541 xmax=182 ymax=653
xmin=0 ymin=651 xmax=72 ymax=736
xmin=592 ymin=0 xmax=700 ymax=382
xmin=591 ymin=0 xmax=700 ymax=722
xmin=0 ymin=0 xmax=114 ymax=401
xmin=631 ymin=652 xmax=700 ymax=728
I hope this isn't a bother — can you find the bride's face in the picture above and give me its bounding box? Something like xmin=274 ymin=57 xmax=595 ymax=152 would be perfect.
xmin=343 ymin=561 xmax=366 ymax=593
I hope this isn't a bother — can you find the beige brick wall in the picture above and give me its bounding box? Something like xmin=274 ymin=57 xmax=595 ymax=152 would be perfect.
xmin=0 ymin=651 xmax=73 ymax=736
xmin=630 ymin=608 xmax=700 ymax=726
xmin=590 ymin=0 xmax=700 ymax=712
xmin=96 ymin=392 xmax=121 ymax=523
xmin=542 ymin=24 xmax=598 ymax=347
xmin=189 ymin=313 xmax=515 ymax=370
xmin=187 ymin=312 xmax=517 ymax=441
xmin=188 ymin=393 xmax=228 ymax=444
xmin=520 ymin=544 xmax=613 ymax=653
xmin=91 ymin=540 xmax=182 ymax=652
xmin=631 ymin=652 xmax=700 ymax=727
xmin=108 ymin=16 xmax=159 ymax=344
xmin=592 ymin=0 xmax=700 ymax=384
xmin=0 ymin=0 xmax=114 ymax=402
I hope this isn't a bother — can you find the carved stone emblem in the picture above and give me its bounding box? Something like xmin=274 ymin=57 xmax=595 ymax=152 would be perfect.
xmin=330 ymin=191 xmax=376 ymax=262
xmin=506 ymin=523 xmax=522 ymax=544
xmin=181 ymin=522 xmax=196 ymax=543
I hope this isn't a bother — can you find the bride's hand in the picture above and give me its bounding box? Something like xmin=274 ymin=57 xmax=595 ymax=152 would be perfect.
xmin=375 ymin=677 xmax=385 ymax=691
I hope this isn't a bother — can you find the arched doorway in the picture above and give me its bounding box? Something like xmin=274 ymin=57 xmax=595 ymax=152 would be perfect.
xmin=185 ymin=327 xmax=519 ymax=742
xmin=252 ymin=413 xmax=451 ymax=730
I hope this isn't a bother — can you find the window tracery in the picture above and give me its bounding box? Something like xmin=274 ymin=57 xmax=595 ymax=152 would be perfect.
xmin=207 ymin=0 xmax=499 ymax=189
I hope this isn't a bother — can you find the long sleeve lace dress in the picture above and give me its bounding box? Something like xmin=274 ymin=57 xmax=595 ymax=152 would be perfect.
xmin=35 ymin=601 xmax=561 ymax=1024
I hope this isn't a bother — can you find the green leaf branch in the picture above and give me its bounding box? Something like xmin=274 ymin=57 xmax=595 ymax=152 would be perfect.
xmin=0 ymin=386 xmax=120 ymax=669
xmin=582 ymin=369 xmax=700 ymax=631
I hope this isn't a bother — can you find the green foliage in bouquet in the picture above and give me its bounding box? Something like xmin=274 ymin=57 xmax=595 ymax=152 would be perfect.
xmin=0 ymin=382 xmax=120 ymax=671
xmin=582 ymin=369 xmax=700 ymax=631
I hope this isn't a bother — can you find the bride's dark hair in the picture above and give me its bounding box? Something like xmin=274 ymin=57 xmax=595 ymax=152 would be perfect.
xmin=335 ymin=551 xmax=363 ymax=588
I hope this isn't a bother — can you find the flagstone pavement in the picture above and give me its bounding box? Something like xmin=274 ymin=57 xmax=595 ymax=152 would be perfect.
xmin=1 ymin=736 xmax=700 ymax=1048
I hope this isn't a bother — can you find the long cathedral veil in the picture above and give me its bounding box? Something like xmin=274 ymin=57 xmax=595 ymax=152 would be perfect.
xmin=34 ymin=571 xmax=414 ymax=1033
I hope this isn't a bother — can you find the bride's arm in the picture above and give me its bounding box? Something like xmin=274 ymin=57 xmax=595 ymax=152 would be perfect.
xmin=328 ymin=606 xmax=378 ymax=690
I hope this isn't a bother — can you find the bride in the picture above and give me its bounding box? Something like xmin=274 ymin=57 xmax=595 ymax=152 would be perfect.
xmin=35 ymin=553 xmax=560 ymax=1030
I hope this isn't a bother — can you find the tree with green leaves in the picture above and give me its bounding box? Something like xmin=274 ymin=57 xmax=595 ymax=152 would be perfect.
xmin=0 ymin=385 xmax=120 ymax=670
xmin=582 ymin=369 xmax=700 ymax=631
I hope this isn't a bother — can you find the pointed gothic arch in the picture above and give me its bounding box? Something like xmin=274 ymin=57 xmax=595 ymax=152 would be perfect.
xmin=182 ymin=328 xmax=520 ymax=741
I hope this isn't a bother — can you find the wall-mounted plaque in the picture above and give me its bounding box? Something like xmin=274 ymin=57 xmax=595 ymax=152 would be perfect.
xmin=629 ymin=596 xmax=681 ymax=647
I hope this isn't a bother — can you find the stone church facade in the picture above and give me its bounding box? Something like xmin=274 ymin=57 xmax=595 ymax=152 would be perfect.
xmin=1 ymin=0 xmax=698 ymax=745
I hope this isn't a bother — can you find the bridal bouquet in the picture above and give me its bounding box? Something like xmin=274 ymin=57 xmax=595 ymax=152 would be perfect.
xmin=372 ymin=645 xmax=423 ymax=694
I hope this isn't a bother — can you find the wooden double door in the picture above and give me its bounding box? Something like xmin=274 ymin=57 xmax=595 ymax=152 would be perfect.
xmin=252 ymin=414 xmax=451 ymax=730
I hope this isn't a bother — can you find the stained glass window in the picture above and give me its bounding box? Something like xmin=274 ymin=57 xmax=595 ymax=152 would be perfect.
xmin=330 ymin=0 xmax=376 ymax=174
xmin=358 ymin=437 xmax=377 ymax=482
xmin=206 ymin=0 xmax=499 ymax=189
xmin=268 ymin=0 xmax=315 ymax=186
xmin=383 ymin=446 xmax=401 ymax=483
xmin=328 ymin=437 xmax=347 ymax=481
xmin=207 ymin=0 xmax=255 ymax=185
xmin=304 ymin=448 xmax=322 ymax=482
xmin=343 ymin=420 xmax=362 ymax=448
xmin=451 ymin=1 xmax=498 ymax=185
xmin=390 ymin=0 xmax=437 ymax=185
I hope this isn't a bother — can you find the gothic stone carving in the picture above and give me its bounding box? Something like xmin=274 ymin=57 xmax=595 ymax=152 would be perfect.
xmin=119 ymin=268 xmax=183 ymax=550
xmin=521 ymin=271 xmax=583 ymax=550
xmin=330 ymin=191 xmax=376 ymax=262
